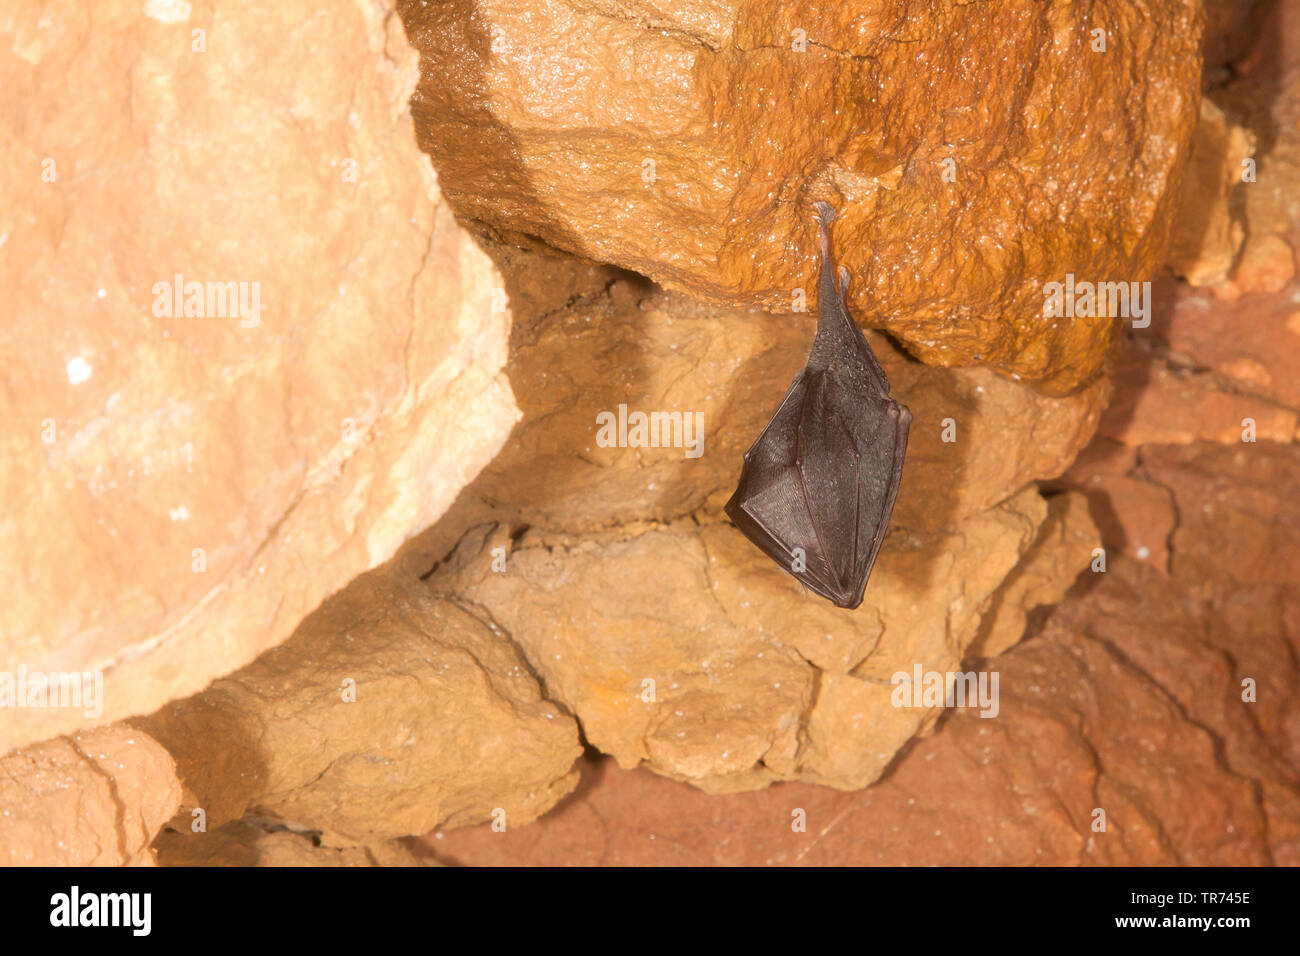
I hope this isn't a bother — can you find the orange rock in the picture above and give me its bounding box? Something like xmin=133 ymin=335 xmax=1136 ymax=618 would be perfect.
xmin=137 ymin=569 xmax=582 ymax=845
xmin=417 ymin=258 xmax=1108 ymax=541
xmin=438 ymin=484 xmax=1092 ymax=792
xmin=0 ymin=727 xmax=180 ymax=866
xmin=969 ymin=492 xmax=1103 ymax=658
xmin=1231 ymin=234 xmax=1297 ymax=294
xmin=399 ymin=0 xmax=1203 ymax=391
xmin=422 ymin=568 xmax=1278 ymax=866
xmin=1100 ymin=349 xmax=1297 ymax=446
xmin=155 ymin=820 xmax=439 ymax=866
xmin=1166 ymin=97 xmax=1253 ymax=286
xmin=1080 ymin=474 xmax=1177 ymax=572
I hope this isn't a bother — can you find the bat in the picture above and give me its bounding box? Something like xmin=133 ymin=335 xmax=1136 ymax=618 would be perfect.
xmin=725 ymin=201 xmax=911 ymax=609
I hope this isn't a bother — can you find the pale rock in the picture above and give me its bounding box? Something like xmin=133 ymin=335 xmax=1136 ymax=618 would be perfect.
xmin=0 ymin=0 xmax=519 ymax=756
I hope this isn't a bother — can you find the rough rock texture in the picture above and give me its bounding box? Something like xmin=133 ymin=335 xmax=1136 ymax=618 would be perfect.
xmin=155 ymin=820 xmax=437 ymax=867
xmin=0 ymin=0 xmax=519 ymax=756
xmin=967 ymin=491 xmax=1102 ymax=659
xmin=1099 ymin=332 xmax=1299 ymax=447
xmin=1166 ymin=98 xmax=1254 ymax=286
xmin=385 ymin=245 xmax=1106 ymax=792
xmin=417 ymin=5 xmax=1300 ymax=853
xmin=426 ymin=264 xmax=1107 ymax=540
xmin=1200 ymin=0 xmax=1300 ymax=311
xmin=421 ymin=443 xmax=1300 ymax=864
xmin=399 ymin=0 xmax=1203 ymax=391
xmin=0 ymin=726 xmax=180 ymax=866
xmin=433 ymin=488 xmax=1095 ymax=793
xmin=137 ymin=567 xmax=582 ymax=846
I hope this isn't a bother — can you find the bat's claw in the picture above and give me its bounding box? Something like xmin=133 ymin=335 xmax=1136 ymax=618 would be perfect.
xmin=813 ymin=201 xmax=837 ymax=268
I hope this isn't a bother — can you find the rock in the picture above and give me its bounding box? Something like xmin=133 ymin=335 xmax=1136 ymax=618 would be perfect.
xmin=419 ymin=556 xmax=1283 ymax=866
xmin=1165 ymin=98 xmax=1253 ymax=286
xmin=406 ymin=267 xmax=1108 ymax=544
xmin=0 ymin=727 xmax=180 ymax=866
xmin=1099 ymin=341 xmax=1298 ymax=446
xmin=0 ymin=0 xmax=519 ymax=757
xmin=1078 ymin=444 xmax=1300 ymax=864
xmin=136 ymin=567 xmax=582 ymax=845
xmin=154 ymin=820 xmax=437 ymax=866
xmin=435 ymin=481 xmax=1094 ymax=792
xmin=379 ymin=228 xmax=1106 ymax=794
xmin=1229 ymin=234 xmax=1297 ymax=294
xmin=968 ymin=491 xmax=1103 ymax=658
xmin=1153 ymin=281 xmax=1300 ymax=412
xmin=1202 ymin=0 xmax=1266 ymax=72
xmin=1211 ymin=2 xmax=1300 ymax=251
xmin=1071 ymin=473 xmax=1176 ymax=572
xmin=399 ymin=0 xmax=1203 ymax=391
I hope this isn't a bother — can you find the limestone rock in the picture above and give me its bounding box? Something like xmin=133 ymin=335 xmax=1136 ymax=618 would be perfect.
xmin=137 ymin=568 xmax=582 ymax=845
xmin=0 ymin=0 xmax=519 ymax=757
xmin=417 ymin=268 xmax=1107 ymax=543
xmin=1100 ymin=341 xmax=1297 ymax=447
xmin=0 ymin=726 xmax=180 ymax=866
xmin=1166 ymin=97 xmax=1254 ymax=286
xmin=1152 ymin=283 xmax=1300 ymax=413
xmin=387 ymin=235 xmax=1105 ymax=793
xmin=968 ymin=491 xmax=1103 ymax=659
xmin=1228 ymin=233 xmax=1297 ymax=294
xmin=400 ymin=0 xmax=1203 ymax=390
xmin=422 ymin=551 xmax=1288 ymax=866
xmin=154 ymin=820 xmax=437 ymax=867
xmin=437 ymin=481 xmax=1094 ymax=792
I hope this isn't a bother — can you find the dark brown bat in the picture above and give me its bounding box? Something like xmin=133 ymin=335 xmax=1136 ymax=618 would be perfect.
xmin=725 ymin=201 xmax=911 ymax=609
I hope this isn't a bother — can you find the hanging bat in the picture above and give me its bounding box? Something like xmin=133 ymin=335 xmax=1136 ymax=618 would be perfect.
xmin=725 ymin=201 xmax=911 ymax=609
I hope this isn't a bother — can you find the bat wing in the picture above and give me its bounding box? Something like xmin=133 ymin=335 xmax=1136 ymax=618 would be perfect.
xmin=726 ymin=363 xmax=910 ymax=609
xmin=727 ymin=200 xmax=910 ymax=609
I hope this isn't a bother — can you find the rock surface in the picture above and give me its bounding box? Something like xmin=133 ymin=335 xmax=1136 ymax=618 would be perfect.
xmin=427 ymin=265 xmax=1108 ymax=541
xmin=5 ymin=0 xmax=1286 ymax=868
xmin=400 ymin=0 xmax=1203 ymax=391
xmin=137 ymin=567 xmax=583 ymax=845
xmin=155 ymin=820 xmax=437 ymax=866
xmin=388 ymin=241 xmax=1106 ymax=793
xmin=416 ymin=8 xmax=1300 ymax=851
xmin=1166 ymin=98 xmax=1254 ymax=286
xmin=0 ymin=0 xmax=519 ymax=756
xmin=432 ymin=485 xmax=1095 ymax=793
xmin=420 ymin=440 xmax=1300 ymax=864
xmin=0 ymin=726 xmax=180 ymax=866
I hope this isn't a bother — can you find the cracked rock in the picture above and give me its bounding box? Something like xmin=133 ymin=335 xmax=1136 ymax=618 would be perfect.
xmin=0 ymin=726 xmax=180 ymax=866
xmin=137 ymin=566 xmax=582 ymax=846
xmin=399 ymin=0 xmax=1202 ymax=391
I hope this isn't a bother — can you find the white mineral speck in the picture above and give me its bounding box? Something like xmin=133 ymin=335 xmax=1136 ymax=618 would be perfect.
xmin=66 ymin=357 xmax=92 ymax=385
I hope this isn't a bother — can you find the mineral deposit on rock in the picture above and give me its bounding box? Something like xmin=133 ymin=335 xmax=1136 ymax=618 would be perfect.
xmin=400 ymin=0 xmax=1203 ymax=390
